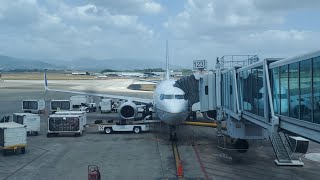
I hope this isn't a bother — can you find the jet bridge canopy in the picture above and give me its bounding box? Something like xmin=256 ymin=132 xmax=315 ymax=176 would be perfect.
xmin=217 ymin=50 xmax=320 ymax=143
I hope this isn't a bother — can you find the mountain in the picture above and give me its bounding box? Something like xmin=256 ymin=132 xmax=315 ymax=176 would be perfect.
xmin=52 ymin=58 xmax=183 ymax=71
xmin=0 ymin=55 xmax=65 ymax=70
xmin=0 ymin=55 xmax=184 ymax=71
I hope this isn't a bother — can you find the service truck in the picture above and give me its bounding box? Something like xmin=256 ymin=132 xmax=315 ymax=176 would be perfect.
xmin=47 ymin=114 xmax=84 ymax=137
xmin=50 ymin=100 xmax=71 ymax=113
xmin=13 ymin=113 xmax=40 ymax=135
xmin=80 ymin=103 xmax=97 ymax=113
xmin=22 ymin=99 xmax=45 ymax=114
xmin=0 ymin=122 xmax=27 ymax=156
xmin=70 ymin=95 xmax=90 ymax=109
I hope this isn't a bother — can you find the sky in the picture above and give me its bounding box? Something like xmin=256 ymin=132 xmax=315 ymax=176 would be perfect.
xmin=0 ymin=0 xmax=320 ymax=68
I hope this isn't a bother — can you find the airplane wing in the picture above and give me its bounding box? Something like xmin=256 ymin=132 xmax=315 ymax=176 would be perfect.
xmin=137 ymin=79 xmax=160 ymax=84
xmin=43 ymin=71 xmax=153 ymax=104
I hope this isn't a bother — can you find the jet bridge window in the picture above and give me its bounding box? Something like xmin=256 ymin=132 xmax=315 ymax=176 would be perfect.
xmin=313 ymin=57 xmax=320 ymax=124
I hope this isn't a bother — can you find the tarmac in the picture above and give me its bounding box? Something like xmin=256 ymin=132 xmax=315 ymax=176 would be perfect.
xmin=1 ymin=79 xmax=320 ymax=180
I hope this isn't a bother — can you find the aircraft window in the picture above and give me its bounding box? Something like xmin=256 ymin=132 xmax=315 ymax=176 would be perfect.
xmin=160 ymin=94 xmax=164 ymax=100
xmin=164 ymin=95 xmax=174 ymax=99
xmin=175 ymin=95 xmax=185 ymax=99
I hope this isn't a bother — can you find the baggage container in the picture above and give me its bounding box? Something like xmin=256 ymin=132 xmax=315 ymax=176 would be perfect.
xmin=50 ymin=100 xmax=71 ymax=112
xmin=0 ymin=122 xmax=27 ymax=156
xmin=100 ymin=99 xmax=112 ymax=113
xmin=47 ymin=114 xmax=84 ymax=137
xmin=22 ymin=99 xmax=45 ymax=113
xmin=55 ymin=111 xmax=87 ymax=126
xmin=13 ymin=113 xmax=40 ymax=135
xmin=70 ymin=95 xmax=90 ymax=109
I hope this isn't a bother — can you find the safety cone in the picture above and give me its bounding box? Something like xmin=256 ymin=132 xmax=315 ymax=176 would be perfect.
xmin=177 ymin=161 xmax=183 ymax=177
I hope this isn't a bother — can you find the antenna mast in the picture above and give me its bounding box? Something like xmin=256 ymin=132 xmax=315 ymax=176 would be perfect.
xmin=166 ymin=40 xmax=170 ymax=80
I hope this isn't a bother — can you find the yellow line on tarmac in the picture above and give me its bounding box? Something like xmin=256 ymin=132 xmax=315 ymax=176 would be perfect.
xmin=184 ymin=121 xmax=217 ymax=128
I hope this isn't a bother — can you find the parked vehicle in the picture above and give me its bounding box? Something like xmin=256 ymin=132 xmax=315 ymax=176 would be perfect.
xmin=80 ymin=103 xmax=97 ymax=113
xmin=0 ymin=122 xmax=27 ymax=156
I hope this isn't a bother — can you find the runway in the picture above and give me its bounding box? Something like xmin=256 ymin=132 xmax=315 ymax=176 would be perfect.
xmin=0 ymin=79 xmax=320 ymax=180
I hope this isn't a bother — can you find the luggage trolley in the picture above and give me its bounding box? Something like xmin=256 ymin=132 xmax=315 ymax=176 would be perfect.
xmin=88 ymin=165 xmax=101 ymax=180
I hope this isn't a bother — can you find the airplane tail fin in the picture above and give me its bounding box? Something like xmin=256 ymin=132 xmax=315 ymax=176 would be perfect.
xmin=165 ymin=40 xmax=170 ymax=80
xmin=44 ymin=70 xmax=48 ymax=90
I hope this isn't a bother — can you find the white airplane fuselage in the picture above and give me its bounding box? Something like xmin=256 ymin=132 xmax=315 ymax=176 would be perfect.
xmin=153 ymin=79 xmax=189 ymax=125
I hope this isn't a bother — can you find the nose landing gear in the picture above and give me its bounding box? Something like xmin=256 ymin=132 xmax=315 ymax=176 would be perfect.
xmin=169 ymin=125 xmax=178 ymax=141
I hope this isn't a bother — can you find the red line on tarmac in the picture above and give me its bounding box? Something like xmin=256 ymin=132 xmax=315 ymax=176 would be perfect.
xmin=193 ymin=145 xmax=209 ymax=180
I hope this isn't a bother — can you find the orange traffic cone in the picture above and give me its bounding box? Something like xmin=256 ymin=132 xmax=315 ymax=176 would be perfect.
xmin=177 ymin=161 xmax=183 ymax=177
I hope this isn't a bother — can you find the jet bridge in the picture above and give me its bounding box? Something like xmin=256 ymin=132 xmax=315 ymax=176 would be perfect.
xmin=174 ymin=73 xmax=217 ymax=120
xmin=174 ymin=51 xmax=320 ymax=165
xmin=214 ymin=50 xmax=320 ymax=166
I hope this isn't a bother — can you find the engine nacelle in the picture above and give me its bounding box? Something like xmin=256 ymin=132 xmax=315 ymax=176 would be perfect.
xmin=119 ymin=102 xmax=138 ymax=120
xmin=202 ymin=110 xmax=217 ymax=121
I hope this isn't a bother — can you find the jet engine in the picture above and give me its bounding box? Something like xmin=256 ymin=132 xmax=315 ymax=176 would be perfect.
xmin=202 ymin=110 xmax=217 ymax=121
xmin=119 ymin=101 xmax=138 ymax=120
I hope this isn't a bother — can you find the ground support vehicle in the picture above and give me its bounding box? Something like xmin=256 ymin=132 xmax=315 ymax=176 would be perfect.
xmin=70 ymin=95 xmax=90 ymax=109
xmin=88 ymin=165 xmax=101 ymax=180
xmin=95 ymin=118 xmax=160 ymax=134
xmin=80 ymin=103 xmax=97 ymax=113
xmin=50 ymin=100 xmax=72 ymax=113
xmin=0 ymin=122 xmax=27 ymax=156
xmin=13 ymin=113 xmax=40 ymax=136
xmin=55 ymin=111 xmax=87 ymax=126
xmin=22 ymin=99 xmax=45 ymax=114
xmin=99 ymin=99 xmax=112 ymax=113
xmin=47 ymin=114 xmax=84 ymax=137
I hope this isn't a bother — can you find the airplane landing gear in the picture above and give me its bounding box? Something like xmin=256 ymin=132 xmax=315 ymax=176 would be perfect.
xmin=234 ymin=139 xmax=249 ymax=153
xmin=169 ymin=125 xmax=178 ymax=141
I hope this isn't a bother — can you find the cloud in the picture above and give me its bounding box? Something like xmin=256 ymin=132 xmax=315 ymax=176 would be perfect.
xmin=253 ymin=0 xmax=320 ymax=12
xmin=89 ymin=0 xmax=163 ymax=15
xmin=241 ymin=30 xmax=320 ymax=56
xmin=0 ymin=0 xmax=41 ymax=27
xmin=164 ymin=0 xmax=320 ymax=65
xmin=0 ymin=0 xmax=159 ymax=60
xmin=0 ymin=0 xmax=319 ymax=68
xmin=165 ymin=0 xmax=286 ymax=39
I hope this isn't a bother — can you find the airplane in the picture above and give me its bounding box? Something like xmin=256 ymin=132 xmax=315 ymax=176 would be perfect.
xmin=44 ymin=41 xmax=189 ymax=141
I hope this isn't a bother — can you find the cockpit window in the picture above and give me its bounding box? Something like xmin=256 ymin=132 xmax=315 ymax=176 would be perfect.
xmin=175 ymin=95 xmax=185 ymax=99
xmin=160 ymin=94 xmax=186 ymax=100
xmin=164 ymin=95 xmax=174 ymax=99
xmin=160 ymin=94 xmax=164 ymax=100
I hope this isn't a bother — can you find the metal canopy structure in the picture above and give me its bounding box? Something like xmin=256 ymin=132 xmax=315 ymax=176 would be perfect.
xmin=182 ymin=50 xmax=320 ymax=166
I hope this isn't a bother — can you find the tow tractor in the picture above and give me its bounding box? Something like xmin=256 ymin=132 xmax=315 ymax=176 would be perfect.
xmin=80 ymin=103 xmax=97 ymax=113
xmin=95 ymin=116 xmax=160 ymax=134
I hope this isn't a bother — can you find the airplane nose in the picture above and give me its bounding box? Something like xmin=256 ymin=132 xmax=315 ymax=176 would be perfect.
xmin=164 ymin=100 xmax=188 ymax=114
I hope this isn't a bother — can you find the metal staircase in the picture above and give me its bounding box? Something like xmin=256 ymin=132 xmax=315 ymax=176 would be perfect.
xmin=269 ymin=132 xmax=304 ymax=166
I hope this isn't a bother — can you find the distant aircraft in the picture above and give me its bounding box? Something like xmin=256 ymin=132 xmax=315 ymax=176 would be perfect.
xmin=0 ymin=72 xmax=3 ymax=83
xmin=44 ymin=41 xmax=189 ymax=141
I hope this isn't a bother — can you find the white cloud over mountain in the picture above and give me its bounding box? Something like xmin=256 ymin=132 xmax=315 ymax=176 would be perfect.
xmin=0 ymin=0 xmax=319 ymax=68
